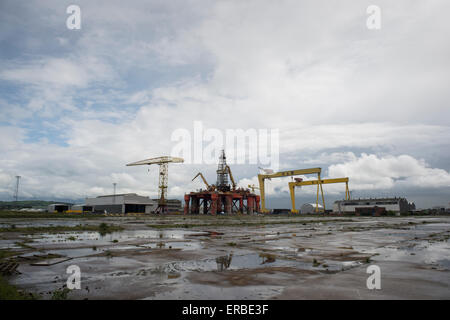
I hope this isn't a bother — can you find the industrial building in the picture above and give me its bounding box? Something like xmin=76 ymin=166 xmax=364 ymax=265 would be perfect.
xmin=68 ymin=204 xmax=94 ymax=213
xmin=47 ymin=194 xmax=180 ymax=214
xmin=85 ymin=193 xmax=157 ymax=214
xmin=333 ymin=197 xmax=416 ymax=215
xmin=155 ymin=199 xmax=182 ymax=213
xmin=47 ymin=203 xmax=71 ymax=213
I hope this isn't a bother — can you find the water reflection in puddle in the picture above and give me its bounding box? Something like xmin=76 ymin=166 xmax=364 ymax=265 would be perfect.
xmin=368 ymin=241 xmax=450 ymax=270
xmin=159 ymin=253 xmax=314 ymax=273
xmin=138 ymin=241 xmax=203 ymax=250
xmin=21 ymin=229 xmax=207 ymax=246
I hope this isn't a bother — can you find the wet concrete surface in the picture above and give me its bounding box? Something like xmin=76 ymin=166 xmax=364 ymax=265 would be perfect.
xmin=0 ymin=215 xmax=449 ymax=299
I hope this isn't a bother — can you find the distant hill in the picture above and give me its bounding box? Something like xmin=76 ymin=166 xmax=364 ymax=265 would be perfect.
xmin=0 ymin=200 xmax=72 ymax=210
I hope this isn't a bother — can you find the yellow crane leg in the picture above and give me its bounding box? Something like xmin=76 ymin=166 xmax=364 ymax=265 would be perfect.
xmin=319 ymin=176 xmax=326 ymax=213
xmin=320 ymin=184 xmax=326 ymax=212
xmin=315 ymin=173 xmax=326 ymax=213
xmin=316 ymin=174 xmax=320 ymax=213
xmin=345 ymin=182 xmax=350 ymax=200
xmin=289 ymin=183 xmax=299 ymax=214
xmin=316 ymin=176 xmax=320 ymax=213
xmin=258 ymin=175 xmax=269 ymax=213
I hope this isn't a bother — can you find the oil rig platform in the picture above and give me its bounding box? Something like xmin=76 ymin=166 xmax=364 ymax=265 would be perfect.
xmin=184 ymin=151 xmax=260 ymax=215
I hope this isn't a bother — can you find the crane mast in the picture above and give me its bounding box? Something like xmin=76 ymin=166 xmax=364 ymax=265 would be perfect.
xmin=126 ymin=156 xmax=183 ymax=214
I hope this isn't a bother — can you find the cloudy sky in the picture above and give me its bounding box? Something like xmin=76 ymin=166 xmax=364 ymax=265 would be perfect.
xmin=0 ymin=0 xmax=449 ymax=209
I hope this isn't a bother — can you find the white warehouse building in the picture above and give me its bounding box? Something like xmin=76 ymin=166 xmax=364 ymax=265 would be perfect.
xmin=300 ymin=203 xmax=324 ymax=214
xmin=85 ymin=193 xmax=157 ymax=214
xmin=333 ymin=197 xmax=415 ymax=214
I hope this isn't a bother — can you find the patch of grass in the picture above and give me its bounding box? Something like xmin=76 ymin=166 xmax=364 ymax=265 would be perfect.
xmin=226 ymin=242 xmax=237 ymax=247
xmin=0 ymin=249 xmax=20 ymax=261
xmin=99 ymin=223 xmax=121 ymax=236
xmin=0 ymin=275 xmax=38 ymax=300
xmin=66 ymin=236 xmax=77 ymax=241
xmin=104 ymin=250 xmax=113 ymax=258
xmin=0 ymin=210 xmax=105 ymax=219
xmin=51 ymin=287 xmax=71 ymax=300
xmin=312 ymin=258 xmax=321 ymax=267
xmin=0 ymin=223 xmax=123 ymax=234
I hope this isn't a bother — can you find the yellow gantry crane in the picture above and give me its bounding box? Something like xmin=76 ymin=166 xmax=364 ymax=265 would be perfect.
xmin=289 ymin=177 xmax=350 ymax=214
xmin=258 ymin=167 xmax=324 ymax=213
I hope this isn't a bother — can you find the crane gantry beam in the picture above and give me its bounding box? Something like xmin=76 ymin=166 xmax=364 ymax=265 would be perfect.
xmin=257 ymin=167 xmax=324 ymax=213
xmin=289 ymin=177 xmax=350 ymax=214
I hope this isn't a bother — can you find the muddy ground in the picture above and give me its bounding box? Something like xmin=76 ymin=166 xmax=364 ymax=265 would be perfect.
xmin=1 ymin=215 xmax=449 ymax=299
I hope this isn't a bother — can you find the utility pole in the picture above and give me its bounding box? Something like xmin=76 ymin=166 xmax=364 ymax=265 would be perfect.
xmin=14 ymin=176 xmax=21 ymax=202
xmin=113 ymin=183 xmax=117 ymax=204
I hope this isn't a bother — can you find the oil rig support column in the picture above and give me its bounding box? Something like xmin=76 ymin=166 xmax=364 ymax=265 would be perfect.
xmin=211 ymin=194 xmax=218 ymax=215
xmin=248 ymin=197 xmax=254 ymax=214
xmin=255 ymin=195 xmax=260 ymax=213
xmin=225 ymin=196 xmax=232 ymax=215
xmin=239 ymin=198 xmax=244 ymax=214
xmin=184 ymin=194 xmax=190 ymax=215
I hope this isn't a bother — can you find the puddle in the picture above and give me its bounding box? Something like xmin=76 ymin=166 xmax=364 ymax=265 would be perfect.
xmin=141 ymin=253 xmax=322 ymax=274
xmin=138 ymin=241 xmax=203 ymax=250
xmin=24 ymin=229 xmax=207 ymax=245
xmin=367 ymin=240 xmax=450 ymax=270
xmin=46 ymin=247 xmax=103 ymax=258
xmin=0 ymin=239 xmax=24 ymax=250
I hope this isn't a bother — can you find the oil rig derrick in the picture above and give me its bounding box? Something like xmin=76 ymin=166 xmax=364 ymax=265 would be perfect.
xmin=184 ymin=150 xmax=260 ymax=215
xmin=216 ymin=150 xmax=230 ymax=192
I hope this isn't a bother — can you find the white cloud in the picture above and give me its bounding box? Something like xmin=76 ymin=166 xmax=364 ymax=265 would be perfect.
xmin=1 ymin=59 xmax=87 ymax=87
xmin=1 ymin=57 xmax=116 ymax=88
xmin=328 ymin=153 xmax=450 ymax=190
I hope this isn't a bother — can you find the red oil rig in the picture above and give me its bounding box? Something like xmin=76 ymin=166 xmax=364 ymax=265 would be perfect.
xmin=184 ymin=150 xmax=260 ymax=215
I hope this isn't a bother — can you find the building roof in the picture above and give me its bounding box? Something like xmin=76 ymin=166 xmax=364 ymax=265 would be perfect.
xmin=334 ymin=197 xmax=407 ymax=203
xmin=96 ymin=193 xmax=138 ymax=198
xmin=301 ymin=203 xmax=324 ymax=208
